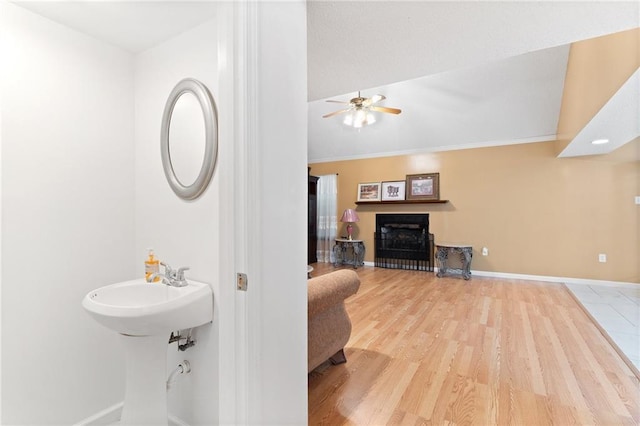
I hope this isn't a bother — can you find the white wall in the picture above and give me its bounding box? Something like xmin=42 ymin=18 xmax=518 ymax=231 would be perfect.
xmin=0 ymin=2 xmax=136 ymax=424
xmin=134 ymin=17 xmax=222 ymax=425
xmin=1 ymin=2 xmax=308 ymax=424
xmin=134 ymin=3 xmax=310 ymax=423
xmin=248 ymin=2 xmax=308 ymax=423
xmin=134 ymin=4 xmax=309 ymax=423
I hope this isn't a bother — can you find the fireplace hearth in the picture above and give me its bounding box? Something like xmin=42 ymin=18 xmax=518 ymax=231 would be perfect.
xmin=375 ymin=214 xmax=434 ymax=271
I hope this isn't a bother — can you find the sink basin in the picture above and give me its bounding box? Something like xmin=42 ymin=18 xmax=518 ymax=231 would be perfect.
xmin=82 ymin=277 xmax=213 ymax=425
xmin=82 ymin=278 xmax=213 ymax=336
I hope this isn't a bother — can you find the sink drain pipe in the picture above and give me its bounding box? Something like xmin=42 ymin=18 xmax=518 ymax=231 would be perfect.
xmin=167 ymin=360 xmax=191 ymax=390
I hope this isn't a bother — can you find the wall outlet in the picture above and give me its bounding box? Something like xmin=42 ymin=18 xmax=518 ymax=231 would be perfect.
xmin=598 ymin=254 xmax=607 ymax=263
xmin=635 ymin=196 xmax=640 ymax=205
xmin=482 ymin=247 xmax=489 ymax=256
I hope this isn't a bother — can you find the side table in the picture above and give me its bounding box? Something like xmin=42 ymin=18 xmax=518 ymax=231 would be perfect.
xmin=436 ymin=243 xmax=472 ymax=280
xmin=333 ymin=238 xmax=365 ymax=269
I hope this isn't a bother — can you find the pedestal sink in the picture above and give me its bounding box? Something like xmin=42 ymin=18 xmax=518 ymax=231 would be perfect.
xmin=82 ymin=278 xmax=213 ymax=425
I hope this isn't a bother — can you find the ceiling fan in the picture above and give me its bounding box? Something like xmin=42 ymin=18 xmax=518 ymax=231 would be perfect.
xmin=322 ymin=91 xmax=401 ymax=127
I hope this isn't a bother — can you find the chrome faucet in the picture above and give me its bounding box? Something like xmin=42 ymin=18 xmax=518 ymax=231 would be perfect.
xmin=147 ymin=262 xmax=190 ymax=287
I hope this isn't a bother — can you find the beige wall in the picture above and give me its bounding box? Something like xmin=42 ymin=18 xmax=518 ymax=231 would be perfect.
xmin=556 ymin=28 xmax=640 ymax=153
xmin=310 ymin=140 xmax=639 ymax=283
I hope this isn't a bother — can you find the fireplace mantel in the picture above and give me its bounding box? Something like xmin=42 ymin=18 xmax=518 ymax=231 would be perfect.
xmin=356 ymin=199 xmax=448 ymax=205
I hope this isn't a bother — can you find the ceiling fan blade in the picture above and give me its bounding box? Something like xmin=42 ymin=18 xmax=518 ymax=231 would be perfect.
xmin=322 ymin=108 xmax=351 ymax=118
xmin=362 ymin=94 xmax=386 ymax=107
xmin=370 ymin=94 xmax=386 ymax=104
xmin=371 ymin=106 xmax=402 ymax=115
xmin=325 ymin=99 xmax=350 ymax=104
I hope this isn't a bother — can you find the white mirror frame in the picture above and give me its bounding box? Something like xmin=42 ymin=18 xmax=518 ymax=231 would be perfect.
xmin=161 ymin=78 xmax=218 ymax=200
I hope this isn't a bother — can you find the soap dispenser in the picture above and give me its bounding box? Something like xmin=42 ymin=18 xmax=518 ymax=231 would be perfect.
xmin=145 ymin=248 xmax=160 ymax=282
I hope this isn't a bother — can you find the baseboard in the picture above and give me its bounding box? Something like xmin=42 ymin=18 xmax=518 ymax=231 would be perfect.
xmin=359 ymin=262 xmax=638 ymax=287
xmin=470 ymin=269 xmax=639 ymax=287
xmin=73 ymin=402 xmax=123 ymax=426
xmin=169 ymin=414 xmax=191 ymax=426
xmin=74 ymin=402 xmax=189 ymax=426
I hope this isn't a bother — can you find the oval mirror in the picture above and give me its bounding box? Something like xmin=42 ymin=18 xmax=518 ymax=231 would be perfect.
xmin=161 ymin=78 xmax=218 ymax=200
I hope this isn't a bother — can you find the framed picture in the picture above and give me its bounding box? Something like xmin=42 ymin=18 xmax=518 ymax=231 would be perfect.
xmin=381 ymin=181 xmax=406 ymax=201
xmin=406 ymin=173 xmax=440 ymax=200
xmin=357 ymin=182 xmax=381 ymax=202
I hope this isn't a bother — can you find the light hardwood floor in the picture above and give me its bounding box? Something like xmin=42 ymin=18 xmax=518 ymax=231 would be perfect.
xmin=308 ymin=264 xmax=640 ymax=425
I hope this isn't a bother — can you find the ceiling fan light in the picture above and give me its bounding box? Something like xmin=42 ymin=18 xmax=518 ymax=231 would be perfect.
xmin=352 ymin=108 xmax=367 ymax=128
xmin=325 ymin=92 xmax=399 ymax=127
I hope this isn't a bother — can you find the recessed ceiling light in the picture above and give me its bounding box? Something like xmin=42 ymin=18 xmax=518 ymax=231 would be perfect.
xmin=591 ymin=139 xmax=610 ymax=145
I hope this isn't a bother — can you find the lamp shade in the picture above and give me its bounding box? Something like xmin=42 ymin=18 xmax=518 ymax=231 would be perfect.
xmin=340 ymin=208 xmax=360 ymax=223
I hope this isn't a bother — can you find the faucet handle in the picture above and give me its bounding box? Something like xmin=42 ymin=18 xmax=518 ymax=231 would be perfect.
xmin=161 ymin=261 xmax=173 ymax=274
xmin=173 ymin=267 xmax=190 ymax=287
xmin=176 ymin=267 xmax=190 ymax=279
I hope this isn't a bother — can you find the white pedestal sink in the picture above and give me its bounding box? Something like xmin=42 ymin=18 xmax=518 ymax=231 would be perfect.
xmin=82 ymin=278 xmax=213 ymax=425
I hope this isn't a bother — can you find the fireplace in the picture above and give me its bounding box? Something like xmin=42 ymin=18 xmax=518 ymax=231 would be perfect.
xmin=374 ymin=214 xmax=434 ymax=271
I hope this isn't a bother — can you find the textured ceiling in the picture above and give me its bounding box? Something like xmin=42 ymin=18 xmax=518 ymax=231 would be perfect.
xmin=307 ymin=1 xmax=639 ymax=101
xmin=308 ymin=44 xmax=569 ymax=162
xmin=307 ymin=1 xmax=639 ymax=162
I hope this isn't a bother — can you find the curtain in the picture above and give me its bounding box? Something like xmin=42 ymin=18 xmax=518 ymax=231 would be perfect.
xmin=316 ymin=174 xmax=338 ymax=263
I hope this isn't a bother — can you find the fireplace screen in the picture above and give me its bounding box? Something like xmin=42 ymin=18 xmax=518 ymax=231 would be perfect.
xmin=375 ymin=214 xmax=433 ymax=271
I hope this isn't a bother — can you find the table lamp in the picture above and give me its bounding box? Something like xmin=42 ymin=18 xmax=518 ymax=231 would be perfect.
xmin=340 ymin=208 xmax=360 ymax=240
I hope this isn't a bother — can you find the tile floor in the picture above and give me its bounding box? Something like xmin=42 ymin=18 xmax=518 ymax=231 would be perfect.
xmin=565 ymin=282 xmax=640 ymax=370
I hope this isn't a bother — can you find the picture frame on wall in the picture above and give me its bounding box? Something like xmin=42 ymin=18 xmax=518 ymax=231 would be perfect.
xmin=406 ymin=173 xmax=440 ymax=200
xmin=357 ymin=182 xmax=382 ymax=202
xmin=381 ymin=181 xmax=406 ymax=201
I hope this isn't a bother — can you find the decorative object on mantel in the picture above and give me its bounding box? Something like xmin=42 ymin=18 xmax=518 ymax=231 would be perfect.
xmin=381 ymin=181 xmax=406 ymax=201
xmin=322 ymin=91 xmax=402 ymax=128
xmin=406 ymin=173 xmax=440 ymax=201
xmin=340 ymin=208 xmax=360 ymax=240
xmin=357 ymin=182 xmax=381 ymax=202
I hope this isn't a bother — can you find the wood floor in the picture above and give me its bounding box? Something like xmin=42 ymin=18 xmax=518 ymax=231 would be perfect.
xmin=308 ymin=264 xmax=640 ymax=425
